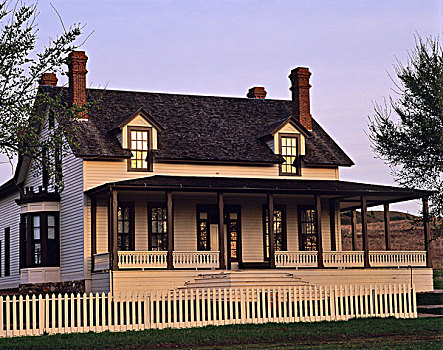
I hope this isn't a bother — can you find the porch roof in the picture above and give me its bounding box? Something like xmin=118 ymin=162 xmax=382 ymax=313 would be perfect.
xmin=86 ymin=175 xmax=432 ymax=210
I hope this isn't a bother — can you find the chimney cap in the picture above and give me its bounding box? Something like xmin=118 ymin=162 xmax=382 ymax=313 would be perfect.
xmin=247 ymin=86 xmax=267 ymax=99
xmin=39 ymin=73 xmax=58 ymax=86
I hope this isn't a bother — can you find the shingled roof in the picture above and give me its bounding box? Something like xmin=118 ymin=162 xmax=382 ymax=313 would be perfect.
xmin=44 ymin=87 xmax=354 ymax=166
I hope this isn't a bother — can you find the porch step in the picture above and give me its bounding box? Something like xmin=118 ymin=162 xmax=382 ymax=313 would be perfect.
xmin=181 ymin=270 xmax=310 ymax=289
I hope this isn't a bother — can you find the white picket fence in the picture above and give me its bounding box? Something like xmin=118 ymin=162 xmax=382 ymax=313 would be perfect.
xmin=0 ymin=283 xmax=416 ymax=338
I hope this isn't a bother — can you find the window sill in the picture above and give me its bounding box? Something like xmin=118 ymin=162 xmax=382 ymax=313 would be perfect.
xmin=20 ymin=267 xmax=60 ymax=285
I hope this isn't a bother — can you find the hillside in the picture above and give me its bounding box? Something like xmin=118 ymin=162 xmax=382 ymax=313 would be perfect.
xmin=340 ymin=211 xmax=442 ymax=269
xmin=341 ymin=210 xmax=418 ymax=225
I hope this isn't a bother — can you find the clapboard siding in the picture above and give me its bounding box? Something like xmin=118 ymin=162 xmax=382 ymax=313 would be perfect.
xmin=294 ymin=268 xmax=433 ymax=293
xmin=91 ymin=271 xmax=111 ymax=293
xmin=59 ymin=151 xmax=84 ymax=282
xmin=94 ymin=268 xmax=433 ymax=293
xmin=95 ymin=198 xmax=108 ymax=254
xmin=0 ymin=191 xmax=21 ymax=289
xmin=83 ymin=160 xmax=339 ymax=191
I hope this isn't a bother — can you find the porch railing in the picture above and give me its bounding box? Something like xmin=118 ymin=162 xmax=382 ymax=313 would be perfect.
xmin=118 ymin=251 xmax=168 ymax=269
xmin=323 ymin=251 xmax=364 ymax=268
xmin=116 ymin=251 xmax=220 ymax=269
xmin=173 ymin=251 xmax=219 ymax=269
xmin=275 ymin=251 xmax=427 ymax=268
xmin=369 ymin=251 xmax=426 ymax=267
xmin=95 ymin=250 xmax=428 ymax=270
xmin=275 ymin=251 xmax=318 ymax=268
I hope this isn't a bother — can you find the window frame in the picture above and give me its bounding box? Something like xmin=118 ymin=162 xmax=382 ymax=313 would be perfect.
xmin=262 ymin=204 xmax=287 ymax=261
xmin=298 ymin=206 xmax=318 ymax=251
xmin=148 ymin=203 xmax=168 ymax=251
xmin=127 ymin=126 xmax=153 ymax=172
xmin=117 ymin=202 xmax=135 ymax=251
xmin=20 ymin=212 xmax=60 ymax=268
xmin=278 ymin=133 xmax=301 ymax=176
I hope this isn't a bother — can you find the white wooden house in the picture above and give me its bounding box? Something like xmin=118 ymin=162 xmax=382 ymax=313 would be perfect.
xmin=0 ymin=51 xmax=434 ymax=295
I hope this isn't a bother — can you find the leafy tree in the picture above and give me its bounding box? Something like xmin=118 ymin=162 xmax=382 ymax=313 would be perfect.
xmin=0 ymin=1 xmax=87 ymax=191
xmin=368 ymin=35 xmax=443 ymax=238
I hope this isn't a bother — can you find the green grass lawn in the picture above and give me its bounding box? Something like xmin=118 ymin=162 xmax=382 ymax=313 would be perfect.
xmin=0 ymin=317 xmax=441 ymax=350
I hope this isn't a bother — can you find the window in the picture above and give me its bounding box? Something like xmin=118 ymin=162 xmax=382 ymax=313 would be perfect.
xmin=33 ymin=216 xmax=42 ymax=265
xmin=128 ymin=127 xmax=151 ymax=171
xmin=54 ymin=146 xmax=62 ymax=185
xmin=4 ymin=227 xmax=10 ymax=276
xmin=279 ymin=135 xmax=300 ymax=175
xmin=148 ymin=206 xmax=168 ymax=251
xmin=262 ymin=205 xmax=287 ymax=260
xmin=42 ymin=148 xmax=49 ymax=188
xmin=117 ymin=204 xmax=134 ymax=251
xmin=299 ymin=208 xmax=318 ymax=251
xmin=20 ymin=212 xmax=59 ymax=268
xmin=197 ymin=211 xmax=210 ymax=251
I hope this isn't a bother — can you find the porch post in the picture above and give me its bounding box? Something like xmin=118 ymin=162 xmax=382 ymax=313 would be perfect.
xmin=423 ymin=197 xmax=432 ymax=268
xmin=383 ymin=203 xmax=391 ymax=251
xmin=351 ymin=209 xmax=358 ymax=251
xmin=315 ymin=195 xmax=324 ymax=268
xmin=267 ymin=192 xmax=275 ymax=269
xmin=109 ymin=188 xmax=119 ymax=271
xmin=91 ymin=196 xmax=97 ymax=272
xmin=218 ymin=192 xmax=226 ymax=270
xmin=329 ymin=199 xmax=336 ymax=251
xmin=167 ymin=191 xmax=174 ymax=270
xmin=361 ymin=196 xmax=370 ymax=268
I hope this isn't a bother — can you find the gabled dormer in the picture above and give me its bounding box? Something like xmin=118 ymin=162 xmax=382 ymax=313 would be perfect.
xmin=259 ymin=116 xmax=311 ymax=176
xmin=110 ymin=107 xmax=164 ymax=172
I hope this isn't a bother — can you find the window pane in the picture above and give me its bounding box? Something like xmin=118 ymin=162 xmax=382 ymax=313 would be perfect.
xmin=129 ymin=130 xmax=150 ymax=169
xmin=150 ymin=207 xmax=168 ymax=251
xmin=33 ymin=216 xmax=40 ymax=228
xmin=33 ymin=228 xmax=40 ymax=240
xmin=47 ymin=215 xmax=55 ymax=227
xmin=48 ymin=227 xmax=55 ymax=240
xmin=34 ymin=243 xmax=41 ymax=265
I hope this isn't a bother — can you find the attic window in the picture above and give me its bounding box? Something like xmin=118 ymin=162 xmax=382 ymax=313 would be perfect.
xmin=128 ymin=127 xmax=151 ymax=171
xmin=279 ymin=134 xmax=301 ymax=176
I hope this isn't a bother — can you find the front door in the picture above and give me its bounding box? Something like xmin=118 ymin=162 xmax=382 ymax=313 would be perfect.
xmin=197 ymin=204 xmax=242 ymax=269
xmin=117 ymin=203 xmax=135 ymax=251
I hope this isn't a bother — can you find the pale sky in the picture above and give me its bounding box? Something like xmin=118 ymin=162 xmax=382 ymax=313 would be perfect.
xmin=1 ymin=0 xmax=442 ymax=213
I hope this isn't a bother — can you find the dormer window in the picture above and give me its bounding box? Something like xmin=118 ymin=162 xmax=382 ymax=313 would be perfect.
xmin=128 ymin=127 xmax=151 ymax=171
xmin=279 ymin=134 xmax=301 ymax=175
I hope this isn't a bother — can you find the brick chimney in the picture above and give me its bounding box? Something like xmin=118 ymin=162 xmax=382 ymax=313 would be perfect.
xmin=247 ymin=86 xmax=267 ymax=99
xmin=289 ymin=67 xmax=312 ymax=130
xmin=67 ymin=51 xmax=88 ymax=119
xmin=39 ymin=73 xmax=58 ymax=86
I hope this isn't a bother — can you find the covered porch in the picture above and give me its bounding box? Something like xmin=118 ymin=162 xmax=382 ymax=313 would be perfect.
xmin=87 ymin=176 xmax=432 ymax=272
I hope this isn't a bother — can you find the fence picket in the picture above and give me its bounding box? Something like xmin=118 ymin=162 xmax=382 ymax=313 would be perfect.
xmin=0 ymin=283 xmax=418 ymax=338
xmin=412 ymin=284 xmax=417 ymax=318
xmin=403 ymin=283 xmax=408 ymax=318
xmin=323 ymin=286 xmax=331 ymax=321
